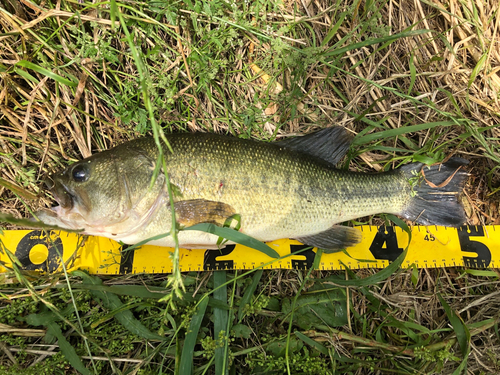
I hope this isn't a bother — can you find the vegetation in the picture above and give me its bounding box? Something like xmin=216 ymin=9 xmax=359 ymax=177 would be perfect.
xmin=0 ymin=0 xmax=499 ymax=374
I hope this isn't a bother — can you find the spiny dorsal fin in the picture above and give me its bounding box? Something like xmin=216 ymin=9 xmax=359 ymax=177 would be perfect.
xmin=274 ymin=127 xmax=352 ymax=166
xmin=174 ymin=199 xmax=236 ymax=227
xmin=295 ymin=225 xmax=361 ymax=253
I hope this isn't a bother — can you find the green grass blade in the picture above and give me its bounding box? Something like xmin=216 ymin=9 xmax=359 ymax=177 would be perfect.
xmin=13 ymin=66 xmax=39 ymax=83
xmin=0 ymin=213 xmax=83 ymax=233
xmin=468 ymin=52 xmax=487 ymax=89
xmin=26 ymin=313 xmax=92 ymax=375
xmin=438 ymin=294 xmax=470 ymax=374
xmin=294 ymin=331 xmax=329 ymax=355
xmin=331 ymin=247 xmax=407 ymax=287
xmin=238 ymin=269 xmax=263 ymax=321
xmin=72 ymin=283 xmax=230 ymax=310
xmin=0 ymin=177 xmax=37 ymax=200
xmin=412 ymin=154 xmax=443 ymax=165
xmin=352 ymin=121 xmax=456 ymax=146
xmin=408 ymin=52 xmax=416 ymax=95
xmin=116 ymin=4 xmax=183 ymax=298
xmin=214 ymin=271 xmax=228 ymax=375
xmin=15 ymin=60 xmax=77 ymax=87
xmin=184 ymin=223 xmax=280 ymax=258
xmin=385 ymin=214 xmax=410 ymax=235
xmin=179 ymin=297 xmax=209 ymax=375
xmin=462 ymin=269 xmax=499 ymax=278
xmin=47 ymin=321 xmax=93 ymax=375
xmin=72 ymin=283 xmax=170 ymax=299
xmin=321 ymin=11 xmax=346 ymax=47
xmin=313 ymin=248 xmax=323 ymax=269
xmin=327 ymin=29 xmax=430 ymax=56
xmin=90 ymin=301 xmax=148 ymax=328
xmin=74 ymin=271 xmax=165 ymax=341
xmin=110 ymin=0 xmax=117 ymax=28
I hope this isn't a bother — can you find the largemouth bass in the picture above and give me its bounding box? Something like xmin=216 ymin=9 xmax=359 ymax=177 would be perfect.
xmin=34 ymin=127 xmax=468 ymax=252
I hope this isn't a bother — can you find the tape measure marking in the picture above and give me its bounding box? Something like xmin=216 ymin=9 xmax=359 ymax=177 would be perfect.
xmin=119 ymin=245 xmax=135 ymax=274
xmin=15 ymin=230 xmax=62 ymax=272
xmin=0 ymin=225 xmax=498 ymax=274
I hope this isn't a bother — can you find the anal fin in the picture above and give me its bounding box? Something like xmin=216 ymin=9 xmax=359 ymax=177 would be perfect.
xmin=295 ymin=225 xmax=361 ymax=253
xmin=174 ymin=199 xmax=236 ymax=227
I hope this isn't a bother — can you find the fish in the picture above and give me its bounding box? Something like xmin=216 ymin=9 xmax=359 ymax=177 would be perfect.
xmin=33 ymin=127 xmax=468 ymax=252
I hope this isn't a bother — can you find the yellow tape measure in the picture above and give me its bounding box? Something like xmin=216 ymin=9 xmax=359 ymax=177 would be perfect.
xmin=0 ymin=226 xmax=498 ymax=275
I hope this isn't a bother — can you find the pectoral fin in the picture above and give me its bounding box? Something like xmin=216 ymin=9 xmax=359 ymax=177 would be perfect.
xmin=295 ymin=225 xmax=361 ymax=253
xmin=174 ymin=199 xmax=236 ymax=227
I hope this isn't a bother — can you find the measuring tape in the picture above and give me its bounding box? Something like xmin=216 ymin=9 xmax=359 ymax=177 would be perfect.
xmin=0 ymin=226 xmax=498 ymax=275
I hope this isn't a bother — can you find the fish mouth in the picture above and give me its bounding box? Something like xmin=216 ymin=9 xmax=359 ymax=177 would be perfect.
xmin=44 ymin=175 xmax=74 ymax=210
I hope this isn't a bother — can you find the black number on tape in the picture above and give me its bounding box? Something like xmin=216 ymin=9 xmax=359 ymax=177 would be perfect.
xmin=369 ymin=226 xmax=404 ymax=262
xmin=458 ymin=226 xmax=491 ymax=268
xmin=204 ymin=245 xmax=235 ymax=270
xmin=119 ymin=245 xmax=136 ymax=274
xmin=15 ymin=230 xmax=62 ymax=272
xmin=290 ymin=245 xmax=316 ymax=269
xmin=424 ymin=234 xmax=435 ymax=241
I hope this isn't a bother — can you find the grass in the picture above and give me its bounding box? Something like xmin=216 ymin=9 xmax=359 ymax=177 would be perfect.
xmin=1 ymin=0 xmax=500 ymax=374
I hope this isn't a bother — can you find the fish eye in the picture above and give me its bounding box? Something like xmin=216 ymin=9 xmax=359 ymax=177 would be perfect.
xmin=71 ymin=164 xmax=89 ymax=183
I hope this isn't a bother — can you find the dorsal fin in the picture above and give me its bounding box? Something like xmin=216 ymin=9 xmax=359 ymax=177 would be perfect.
xmin=274 ymin=127 xmax=352 ymax=166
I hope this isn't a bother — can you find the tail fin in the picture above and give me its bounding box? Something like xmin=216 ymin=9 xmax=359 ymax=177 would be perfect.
xmin=399 ymin=158 xmax=469 ymax=226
